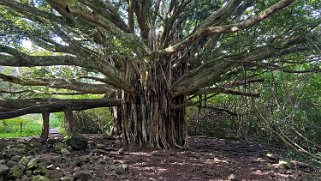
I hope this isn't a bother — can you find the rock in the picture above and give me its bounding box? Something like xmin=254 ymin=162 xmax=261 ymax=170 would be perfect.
xmin=47 ymin=138 xmax=61 ymax=146
xmin=0 ymin=160 xmax=5 ymax=165
xmin=279 ymin=168 xmax=287 ymax=174
xmin=60 ymin=148 xmax=71 ymax=155
xmin=0 ymin=140 xmax=5 ymax=149
xmin=228 ymin=174 xmax=239 ymax=181
xmin=106 ymin=157 xmax=114 ymax=165
xmin=0 ymin=164 xmax=9 ymax=174
xmin=19 ymin=157 xmax=30 ymax=167
xmin=277 ymin=160 xmax=292 ymax=169
xmin=12 ymin=155 xmax=22 ymax=162
xmin=31 ymin=175 xmax=50 ymax=181
xmin=7 ymin=165 xmax=24 ymax=179
xmin=52 ymin=156 xmax=63 ymax=163
xmin=74 ymin=155 xmax=90 ymax=166
xmin=30 ymin=141 xmax=42 ymax=149
xmin=1 ymin=147 xmax=27 ymax=158
xmin=21 ymin=175 xmax=31 ymax=181
xmin=73 ymin=167 xmax=81 ymax=172
xmin=37 ymin=154 xmax=52 ymax=163
xmin=17 ymin=144 xmax=28 ymax=151
xmin=33 ymin=164 xmax=48 ymax=176
xmin=67 ymin=134 xmax=88 ymax=151
xmin=67 ymin=146 xmax=73 ymax=151
xmin=265 ymin=153 xmax=279 ymax=163
xmin=60 ymin=176 xmax=74 ymax=181
xmin=46 ymin=164 xmax=55 ymax=170
xmin=98 ymin=157 xmax=106 ymax=164
xmin=118 ymin=148 xmax=125 ymax=155
xmin=25 ymin=170 xmax=33 ymax=177
xmin=53 ymin=142 xmax=67 ymax=153
xmin=95 ymin=144 xmax=105 ymax=149
xmin=26 ymin=158 xmax=38 ymax=170
xmin=6 ymin=160 xmax=17 ymax=167
xmin=74 ymin=170 xmax=92 ymax=181
xmin=115 ymin=164 xmax=128 ymax=175
xmin=286 ymin=170 xmax=293 ymax=174
xmin=48 ymin=170 xmax=63 ymax=181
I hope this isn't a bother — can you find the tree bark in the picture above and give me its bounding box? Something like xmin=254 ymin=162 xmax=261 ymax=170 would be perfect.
xmin=115 ymin=59 xmax=188 ymax=148
xmin=116 ymin=91 xmax=187 ymax=148
xmin=40 ymin=112 xmax=50 ymax=143
xmin=64 ymin=108 xmax=75 ymax=133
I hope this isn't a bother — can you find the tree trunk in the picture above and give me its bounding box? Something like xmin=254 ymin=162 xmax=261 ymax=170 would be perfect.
xmin=40 ymin=112 xmax=50 ymax=143
xmin=115 ymin=61 xmax=188 ymax=148
xmin=64 ymin=108 xmax=75 ymax=133
xmin=116 ymin=93 xmax=187 ymax=148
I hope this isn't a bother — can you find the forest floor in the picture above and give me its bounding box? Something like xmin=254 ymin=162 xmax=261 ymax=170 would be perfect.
xmin=0 ymin=134 xmax=320 ymax=181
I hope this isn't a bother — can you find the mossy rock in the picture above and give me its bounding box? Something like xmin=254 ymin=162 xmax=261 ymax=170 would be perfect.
xmin=1 ymin=147 xmax=27 ymax=158
xmin=26 ymin=158 xmax=38 ymax=170
xmin=53 ymin=142 xmax=67 ymax=153
xmin=61 ymin=148 xmax=71 ymax=155
xmin=19 ymin=156 xmax=30 ymax=168
xmin=67 ymin=133 xmax=88 ymax=151
xmin=7 ymin=165 xmax=24 ymax=179
xmin=33 ymin=164 xmax=48 ymax=176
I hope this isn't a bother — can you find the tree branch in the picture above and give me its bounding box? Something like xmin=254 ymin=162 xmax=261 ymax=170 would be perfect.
xmin=193 ymin=87 xmax=260 ymax=98
xmin=172 ymin=34 xmax=306 ymax=96
xmin=0 ymin=89 xmax=93 ymax=95
xmin=0 ymin=54 xmax=79 ymax=68
xmin=0 ymin=0 xmax=64 ymax=24
xmin=197 ymin=0 xmax=242 ymax=29
xmin=0 ymin=45 xmax=136 ymax=95
xmin=0 ymin=98 xmax=121 ymax=119
xmin=79 ymin=0 xmax=129 ymax=32
xmin=157 ymin=0 xmax=295 ymax=56
xmin=222 ymin=78 xmax=264 ymax=88
xmin=0 ymin=73 xmax=112 ymax=94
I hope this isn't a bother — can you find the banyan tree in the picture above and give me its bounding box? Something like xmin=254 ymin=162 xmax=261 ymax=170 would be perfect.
xmin=0 ymin=0 xmax=320 ymax=147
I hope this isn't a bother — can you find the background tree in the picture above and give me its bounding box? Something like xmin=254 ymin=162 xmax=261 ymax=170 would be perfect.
xmin=0 ymin=0 xmax=320 ymax=148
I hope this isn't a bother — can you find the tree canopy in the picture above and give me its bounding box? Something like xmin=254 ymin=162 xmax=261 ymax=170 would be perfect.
xmin=0 ymin=0 xmax=320 ymax=147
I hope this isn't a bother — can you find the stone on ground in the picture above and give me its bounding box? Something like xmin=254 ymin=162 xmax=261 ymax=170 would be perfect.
xmin=53 ymin=142 xmax=67 ymax=153
xmin=31 ymin=175 xmax=50 ymax=181
xmin=74 ymin=170 xmax=92 ymax=180
xmin=7 ymin=165 xmax=24 ymax=179
xmin=26 ymin=158 xmax=39 ymax=170
xmin=18 ymin=156 xmax=30 ymax=167
xmin=0 ymin=164 xmax=9 ymax=174
xmin=67 ymin=133 xmax=88 ymax=151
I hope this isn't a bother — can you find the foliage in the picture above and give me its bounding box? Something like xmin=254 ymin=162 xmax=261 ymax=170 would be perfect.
xmin=73 ymin=108 xmax=113 ymax=134
xmin=187 ymin=68 xmax=321 ymax=162
xmin=0 ymin=117 xmax=42 ymax=138
xmin=0 ymin=114 xmax=66 ymax=138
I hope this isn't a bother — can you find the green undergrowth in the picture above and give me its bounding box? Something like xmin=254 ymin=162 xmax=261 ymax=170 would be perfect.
xmin=0 ymin=114 xmax=65 ymax=138
xmin=0 ymin=117 xmax=42 ymax=138
xmin=286 ymin=151 xmax=321 ymax=175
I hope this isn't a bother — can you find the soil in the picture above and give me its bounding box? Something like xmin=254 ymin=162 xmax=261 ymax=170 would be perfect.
xmin=0 ymin=134 xmax=320 ymax=181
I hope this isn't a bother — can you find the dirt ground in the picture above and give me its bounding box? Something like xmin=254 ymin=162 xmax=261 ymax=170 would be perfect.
xmin=0 ymin=135 xmax=320 ymax=181
xmin=116 ymin=137 xmax=319 ymax=181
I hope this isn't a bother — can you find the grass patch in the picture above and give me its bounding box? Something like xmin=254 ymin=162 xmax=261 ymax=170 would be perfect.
xmin=0 ymin=114 xmax=66 ymax=138
xmin=0 ymin=117 xmax=42 ymax=138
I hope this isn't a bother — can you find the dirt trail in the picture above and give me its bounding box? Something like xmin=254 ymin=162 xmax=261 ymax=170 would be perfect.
xmin=0 ymin=135 xmax=319 ymax=181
